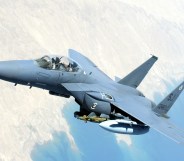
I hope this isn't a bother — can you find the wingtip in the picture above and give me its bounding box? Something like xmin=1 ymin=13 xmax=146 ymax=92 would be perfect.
xmin=151 ymin=55 xmax=158 ymax=60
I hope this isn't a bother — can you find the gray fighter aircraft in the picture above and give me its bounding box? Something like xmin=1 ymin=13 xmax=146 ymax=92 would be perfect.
xmin=0 ymin=49 xmax=184 ymax=144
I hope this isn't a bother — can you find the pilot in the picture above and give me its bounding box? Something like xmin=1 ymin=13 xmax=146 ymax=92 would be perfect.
xmin=59 ymin=57 xmax=73 ymax=72
xmin=52 ymin=57 xmax=60 ymax=69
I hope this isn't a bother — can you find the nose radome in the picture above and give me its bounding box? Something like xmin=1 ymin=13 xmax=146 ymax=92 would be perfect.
xmin=0 ymin=61 xmax=21 ymax=81
xmin=0 ymin=60 xmax=37 ymax=84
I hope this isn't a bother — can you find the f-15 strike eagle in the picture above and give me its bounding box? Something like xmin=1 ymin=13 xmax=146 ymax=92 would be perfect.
xmin=0 ymin=49 xmax=184 ymax=144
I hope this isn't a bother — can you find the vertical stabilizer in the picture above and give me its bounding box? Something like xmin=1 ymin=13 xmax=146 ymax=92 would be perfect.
xmin=153 ymin=81 xmax=184 ymax=116
xmin=118 ymin=55 xmax=158 ymax=88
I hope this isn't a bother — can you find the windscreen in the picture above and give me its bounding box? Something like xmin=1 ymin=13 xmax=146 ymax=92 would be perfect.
xmin=36 ymin=55 xmax=80 ymax=72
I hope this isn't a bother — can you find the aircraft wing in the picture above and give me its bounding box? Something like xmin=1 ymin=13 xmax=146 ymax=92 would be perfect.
xmin=61 ymin=83 xmax=102 ymax=92
xmin=111 ymin=97 xmax=184 ymax=144
xmin=68 ymin=49 xmax=112 ymax=82
xmin=61 ymin=80 xmax=184 ymax=144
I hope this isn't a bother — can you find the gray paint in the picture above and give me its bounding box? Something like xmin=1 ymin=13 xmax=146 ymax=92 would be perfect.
xmin=0 ymin=49 xmax=183 ymax=144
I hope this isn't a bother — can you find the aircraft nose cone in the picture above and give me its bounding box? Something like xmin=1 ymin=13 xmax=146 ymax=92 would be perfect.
xmin=0 ymin=61 xmax=20 ymax=81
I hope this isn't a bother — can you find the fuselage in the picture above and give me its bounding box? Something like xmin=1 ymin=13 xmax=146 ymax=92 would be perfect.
xmin=0 ymin=58 xmax=154 ymax=102
xmin=0 ymin=56 xmax=154 ymax=135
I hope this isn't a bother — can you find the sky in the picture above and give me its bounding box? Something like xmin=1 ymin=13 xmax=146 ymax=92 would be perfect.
xmin=0 ymin=0 xmax=184 ymax=161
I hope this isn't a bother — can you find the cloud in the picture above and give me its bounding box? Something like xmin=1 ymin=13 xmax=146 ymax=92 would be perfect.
xmin=0 ymin=0 xmax=184 ymax=160
xmin=115 ymin=134 xmax=132 ymax=146
xmin=0 ymin=82 xmax=78 ymax=161
xmin=31 ymin=132 xmax=82 ymax=161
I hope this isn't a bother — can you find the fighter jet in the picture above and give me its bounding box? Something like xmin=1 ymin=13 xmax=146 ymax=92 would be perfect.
xmin=0 ymin=49 xmax=184 ymax=144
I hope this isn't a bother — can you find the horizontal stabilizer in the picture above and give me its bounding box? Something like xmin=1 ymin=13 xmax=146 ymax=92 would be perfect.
xmin=118 ymin=55 xmax=158 ymax=88
xmin=153 ymin=81 xmax=184 ymax=115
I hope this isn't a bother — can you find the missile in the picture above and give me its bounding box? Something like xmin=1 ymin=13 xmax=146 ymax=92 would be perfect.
xmin=77 ymin=115 xmax=109 ymax=123
xmin=99 ymin=119 xmax=149 ymax=135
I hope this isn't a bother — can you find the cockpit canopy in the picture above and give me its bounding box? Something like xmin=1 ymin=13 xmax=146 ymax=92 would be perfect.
xmin=36 ymin=55 xmax=81 ymax=72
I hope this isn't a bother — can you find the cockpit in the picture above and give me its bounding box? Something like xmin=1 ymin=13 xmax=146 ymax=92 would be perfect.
xmin=36 ymin=55 xmax=81 ymax=72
